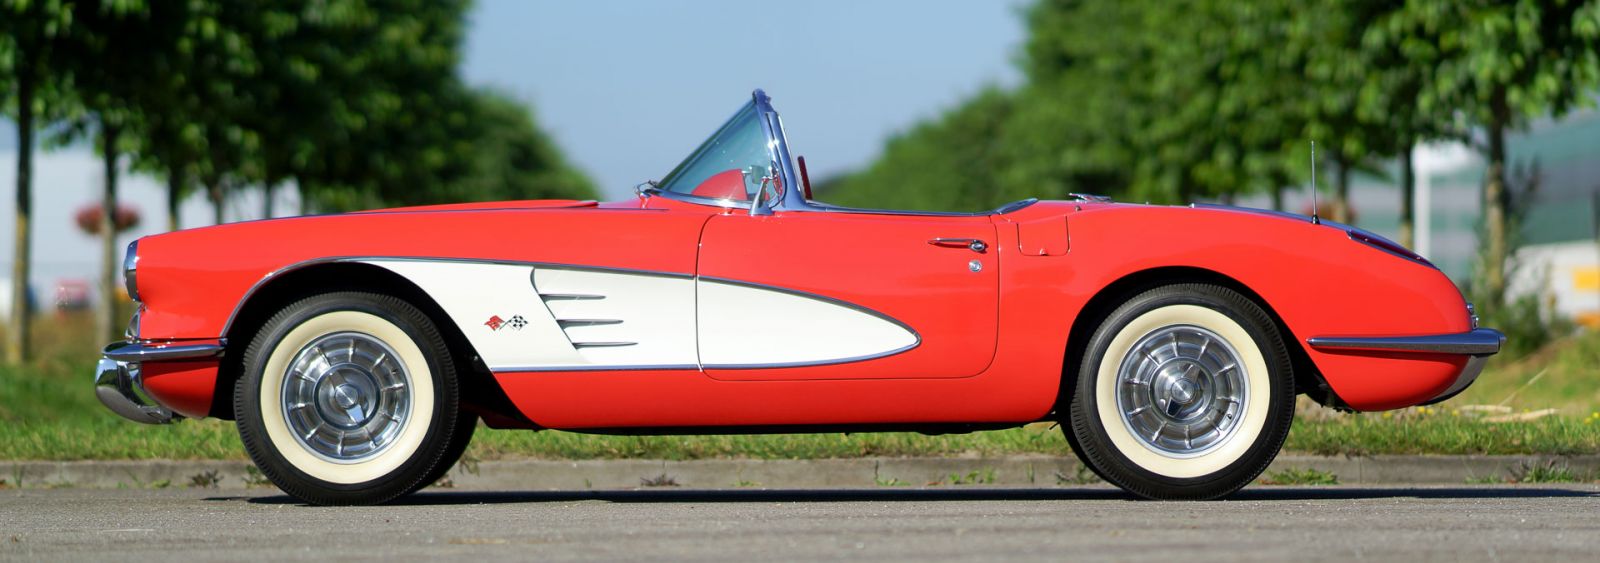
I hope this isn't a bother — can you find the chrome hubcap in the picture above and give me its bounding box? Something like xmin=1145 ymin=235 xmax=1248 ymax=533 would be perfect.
xmin=282 ymin=332 xmax=411 ymax=462
xmin=1115 ymin=325 xmax=1247 ymax=457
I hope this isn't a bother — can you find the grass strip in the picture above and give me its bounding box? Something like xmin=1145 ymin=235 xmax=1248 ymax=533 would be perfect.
xmin=5 ymin=414 xmax=1600 ymax=461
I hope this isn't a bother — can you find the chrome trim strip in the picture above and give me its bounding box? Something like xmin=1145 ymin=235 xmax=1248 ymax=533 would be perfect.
xmin=497 ymin=363 xmax=700 ymax=373
xmin=1306 ymin=328 xmax=1505 ymax=356
xmin=636 ymin=185 xmax=755 ymax=211
xmin=571 ymin=341 xmax=638 ymax=348
xmin=557 ymin=319 xmax=624 ymax=328
xmin=539 ymin=293 xmax=605 ymax=301
xmin=701 ymin=341 xmax=922 ymax=371
xmin=102 ymin=340 xmax=226 ymax=362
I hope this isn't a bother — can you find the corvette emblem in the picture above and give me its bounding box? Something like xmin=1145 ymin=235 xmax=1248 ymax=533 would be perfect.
xmin=485 ymin=315 xmax=527 ymax=331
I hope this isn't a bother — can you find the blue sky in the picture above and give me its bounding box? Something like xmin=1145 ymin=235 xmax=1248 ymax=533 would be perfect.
xmin=461 ymin=0 xmax=1028 ymax=198
xmin=0 ymin=0 xmax=1028 ymax=292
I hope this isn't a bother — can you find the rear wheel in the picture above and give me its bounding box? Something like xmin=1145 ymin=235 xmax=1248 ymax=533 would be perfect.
xmin=1067 ymin=283 xmax=1294 ymax=500
xmin=235 ymin=292 xmax=464 ymax=505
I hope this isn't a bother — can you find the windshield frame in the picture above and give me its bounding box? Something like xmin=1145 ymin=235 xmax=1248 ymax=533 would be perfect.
xmin=643 ymin=89 xmax=805 ymax=213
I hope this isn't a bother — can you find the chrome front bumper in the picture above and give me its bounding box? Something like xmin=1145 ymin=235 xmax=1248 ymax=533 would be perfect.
xmin=94 ymin=340 xmax=225 ymax=424
xmin=1306 ymin=327 xmax=1507 ymax=404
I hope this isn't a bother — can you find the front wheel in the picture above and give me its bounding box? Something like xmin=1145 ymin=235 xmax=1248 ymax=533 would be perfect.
xmin=235 ymin=292 xmax=466 ymax=505
xmin=1067 ymin=283 xmax=1295 ymax=500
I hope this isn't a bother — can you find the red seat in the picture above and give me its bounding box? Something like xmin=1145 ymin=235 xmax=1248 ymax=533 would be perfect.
xmin=690 ymin=169 xmax=747 ymax=201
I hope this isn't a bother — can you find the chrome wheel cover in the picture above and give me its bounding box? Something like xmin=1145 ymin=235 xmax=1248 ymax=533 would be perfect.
xmin=1115 ymin=324 xmax=1248 ymax=457
xmin=281 ymin=331 xmax=411 ymax=463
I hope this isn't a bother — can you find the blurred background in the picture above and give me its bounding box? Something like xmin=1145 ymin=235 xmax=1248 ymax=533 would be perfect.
xmin=1 ymin=0 xmax=1598 ymax=436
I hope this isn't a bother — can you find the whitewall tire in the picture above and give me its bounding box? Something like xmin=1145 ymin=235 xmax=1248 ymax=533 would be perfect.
xmin=235 ymin=292 xmax=466 ymax=505
xmin=1067 ymin=283 xmax=1294 ymax=500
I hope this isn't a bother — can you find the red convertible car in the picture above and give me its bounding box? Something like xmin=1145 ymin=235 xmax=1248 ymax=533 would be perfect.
xmin=97 ymin=90 xmax=1502 ymax=505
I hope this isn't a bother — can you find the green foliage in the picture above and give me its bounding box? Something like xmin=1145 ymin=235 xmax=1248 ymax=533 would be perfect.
xmin=820 ymin=89 xmax=1015 ymax=211
xmin=4 ymin=0 xmax=595 ymax=225
xmin=309 ymin=87 xmax=596 ymax=212
xmin=822 ymin=0 xmax=1600 ymax=255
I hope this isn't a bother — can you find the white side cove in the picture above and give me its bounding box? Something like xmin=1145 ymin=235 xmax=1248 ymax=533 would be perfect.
xmin=695 ymin=280 xmax=918 ymax=367
xmin=361 ymin=260 xmax=918 ymax=371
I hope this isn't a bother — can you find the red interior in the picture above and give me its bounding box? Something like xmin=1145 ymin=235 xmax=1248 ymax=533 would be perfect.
xmin=690 ymin=169 xmax=748 ymax=201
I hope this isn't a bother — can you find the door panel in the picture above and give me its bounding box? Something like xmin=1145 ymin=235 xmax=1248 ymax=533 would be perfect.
xmin=697 ymin=211 xmax=999 ymax=380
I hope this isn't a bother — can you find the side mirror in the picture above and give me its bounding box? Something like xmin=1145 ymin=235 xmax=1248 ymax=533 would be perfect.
xmin=742 ymin=164 xmax=779 ymax=216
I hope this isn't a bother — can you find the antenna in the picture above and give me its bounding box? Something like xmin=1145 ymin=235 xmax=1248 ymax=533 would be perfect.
xmin=1309 ymin=141 xmax=1320 ymax=225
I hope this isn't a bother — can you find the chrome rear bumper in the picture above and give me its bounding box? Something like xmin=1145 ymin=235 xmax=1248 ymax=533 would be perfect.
xmin=94 ymin=340 xmax=225 ymax=424
xmin=1307 ymin=328 xmax=1506 ymax=404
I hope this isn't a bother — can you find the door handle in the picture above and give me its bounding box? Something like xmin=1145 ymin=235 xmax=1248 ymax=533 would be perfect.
xmin=929 ymin=238 xmax=988 ymax=253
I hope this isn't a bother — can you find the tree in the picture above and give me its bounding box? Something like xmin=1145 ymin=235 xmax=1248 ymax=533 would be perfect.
xmin=820 ymin=88 xmax=1015 ymax=211
xmin=58 ymin=0 xmax=164 ymax=341
xmin=0 ymin=0 xmax=75 ymax=363
xmin=1396 ymin=0 xmax=1600 ymax=308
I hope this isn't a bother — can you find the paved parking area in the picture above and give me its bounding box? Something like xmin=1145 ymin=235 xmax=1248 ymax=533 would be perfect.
xmin=3 ymin=486 xmax=1598 ymax=561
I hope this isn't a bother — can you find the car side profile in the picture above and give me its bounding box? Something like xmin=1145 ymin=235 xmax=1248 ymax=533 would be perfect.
xmin=96 ymin=90 xmax=1504 ymax=505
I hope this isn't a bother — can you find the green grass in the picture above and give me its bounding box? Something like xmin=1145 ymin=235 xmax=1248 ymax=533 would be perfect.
xmin=4 ymin=313 xmax=1600 ymax=462
xmin=1441 ymin=329 xmax=1600 ymax=415
xmin=1286 ymin=411 xmax=1600 ymax=456
xmin=1259 ymin=468 xmax=1339 ymax=485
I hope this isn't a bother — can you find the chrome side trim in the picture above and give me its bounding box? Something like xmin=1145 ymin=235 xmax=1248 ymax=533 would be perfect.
xmin=701 ymin=341 xmax=922 ymax=371
xmin=102 ymin=340 xmax=226 ymax=362
xmin=497 ymin=363 xmax=700 ymax=373
xmin=1306 ymin=328 xmax=1505 ymax=356
xmin=539 ymin=293 xmax=605 ymax=301
xmin=557 ymin=319 xmax=624 ymax=328
xmin=571 ymin=341 xmax=638 ymax=348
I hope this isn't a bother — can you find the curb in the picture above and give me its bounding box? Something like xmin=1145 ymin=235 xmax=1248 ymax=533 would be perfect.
xmin=5 ymin=455 xmax=1599 ymax=490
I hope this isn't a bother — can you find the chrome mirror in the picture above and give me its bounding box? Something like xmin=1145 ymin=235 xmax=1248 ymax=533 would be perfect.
xmin=743 ymin=164 xmax=779 ymax=216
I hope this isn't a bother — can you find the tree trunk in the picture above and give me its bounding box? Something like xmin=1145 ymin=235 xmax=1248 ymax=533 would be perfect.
xmin=1271 ymin=186 xmax=1284 ymax=212
xmin=208 ymin=181 xmax=225 ymax=225
xmin=8 ymin=71 xmax=35 ymax=364
xmin=1482 ymin=92 xmax=1511 ymax=306
xmin=262 ymin=183 xmax=276 ymax=219
xmin=166 ymin=168 xmax=183 ymax=232
xmin=1333 ymin=156 xmax=1352 ymax=224
xmin=1399 ymin=146 xmax=1416 ymax=249
xmin=99 ymin=123 xmax=122 ymax=343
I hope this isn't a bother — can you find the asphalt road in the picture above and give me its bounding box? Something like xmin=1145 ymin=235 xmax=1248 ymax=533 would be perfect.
xmin=3 ymin=485 xmax=1598 ymax=561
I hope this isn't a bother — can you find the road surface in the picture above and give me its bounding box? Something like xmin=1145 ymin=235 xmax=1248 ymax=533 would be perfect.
xmin=3 ymin=486 xmax=1597 ymax=561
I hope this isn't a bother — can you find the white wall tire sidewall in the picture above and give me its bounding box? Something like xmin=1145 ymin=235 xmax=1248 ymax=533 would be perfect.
xmin=258 ymin=311 xmax=436 ymax=485
xmin=1093 ymin=304 xmax=1271 ymax=479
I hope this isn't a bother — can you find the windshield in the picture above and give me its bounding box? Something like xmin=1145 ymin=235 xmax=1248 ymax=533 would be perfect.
xmin=655 ymin=100 xmax=782 ymax=203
